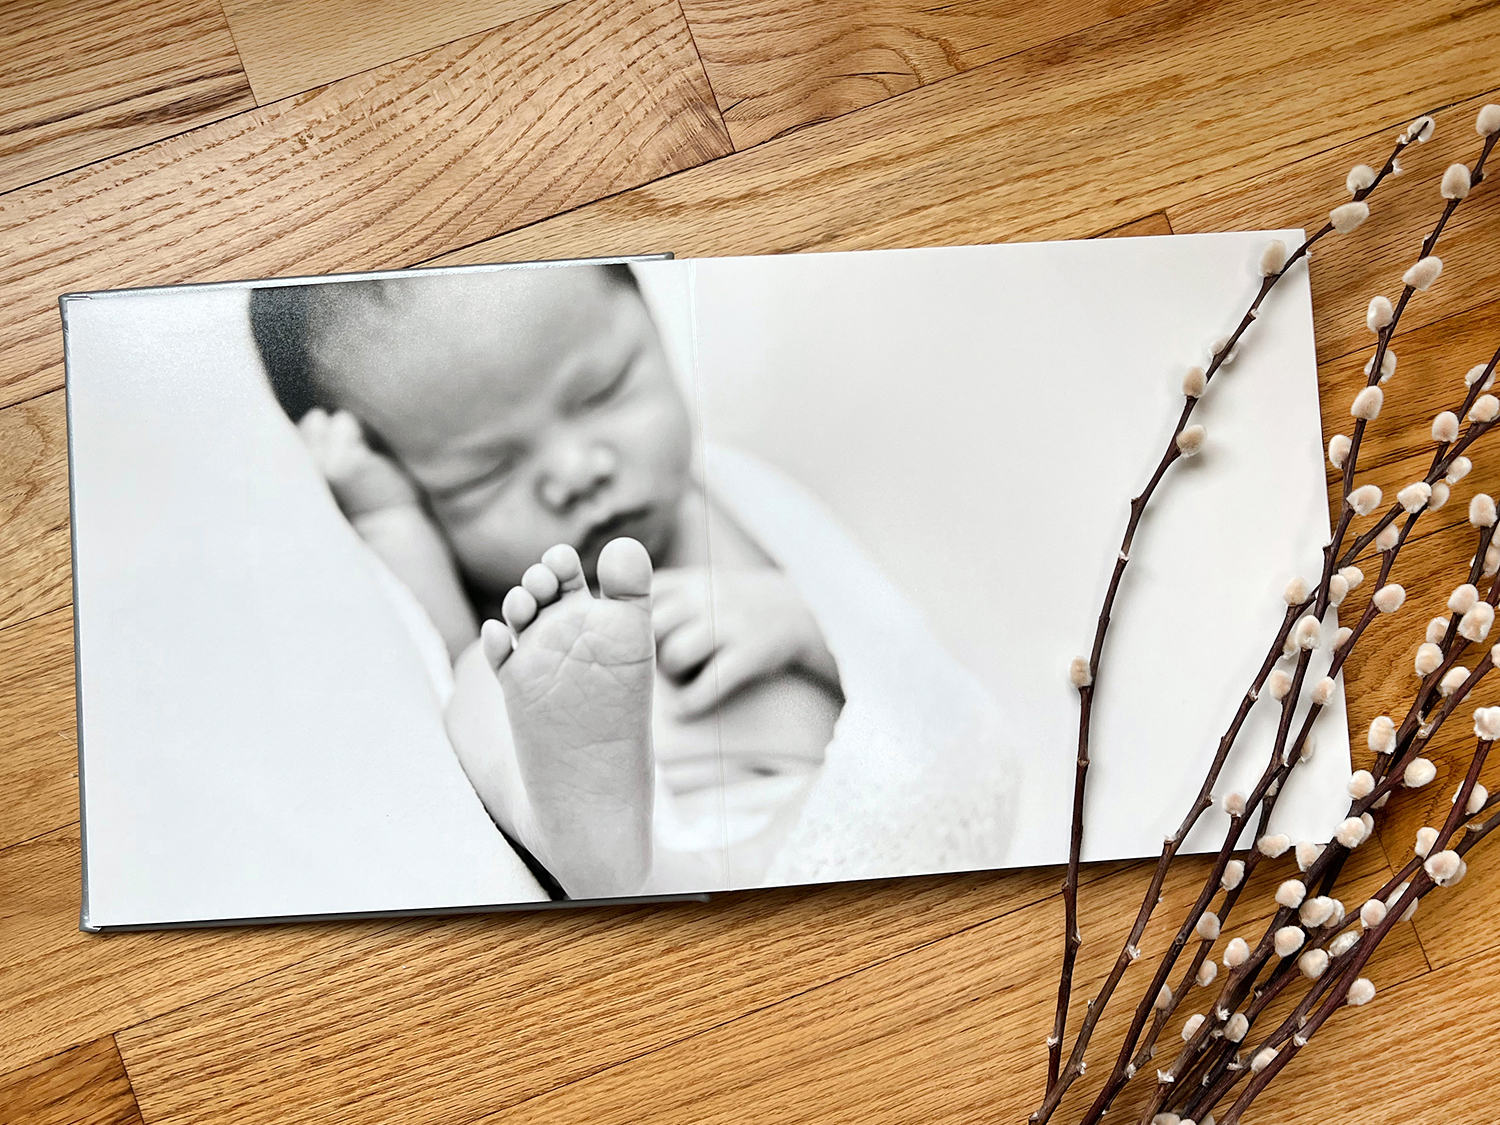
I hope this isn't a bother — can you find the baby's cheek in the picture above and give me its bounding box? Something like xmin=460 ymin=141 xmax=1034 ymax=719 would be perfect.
xmin=443 ymin=501 xmax=552 ymax=593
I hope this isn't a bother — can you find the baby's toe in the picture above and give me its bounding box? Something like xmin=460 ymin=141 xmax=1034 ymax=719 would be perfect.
xmin=479 ymin=618 xmax=513 ymax=670
xmin=597 ymin=537 xmax=653 ymax=601
xmin=502 ymin=586 xmax=539 ymax=633
xmin=540 ymin=544 xmax=588 ymax=593
xmin=521 ymin=562 xmax=562 ymax=606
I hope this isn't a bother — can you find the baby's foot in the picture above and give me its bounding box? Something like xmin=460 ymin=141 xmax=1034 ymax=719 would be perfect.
xmin=298 ymin=407 xmax=419 ymax=518
xmin=481 ymin=539 xmax=656 ymax=898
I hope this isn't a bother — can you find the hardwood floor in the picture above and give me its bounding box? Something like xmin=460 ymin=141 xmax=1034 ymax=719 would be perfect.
xmin=2 ymin=1 xmax=1497 ymax=1121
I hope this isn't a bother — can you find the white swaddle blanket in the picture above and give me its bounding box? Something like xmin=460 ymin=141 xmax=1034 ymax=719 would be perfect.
xmin=704 ymin=446 xmax=1018 ymax=886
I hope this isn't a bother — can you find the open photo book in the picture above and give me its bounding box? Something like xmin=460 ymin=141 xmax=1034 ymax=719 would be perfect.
xmin=62 ymin=234 xmax=1351 ymax=929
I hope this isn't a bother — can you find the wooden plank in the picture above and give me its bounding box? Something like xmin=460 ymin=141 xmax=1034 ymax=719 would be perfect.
xmin=114 ymin=864 xmax=1105 ymax=1125
xmin=430 ymin=0 xmax=1500 ymax=273
xmin=1096 ymin=211 xmax=1174 ymax=239
xmin=0 ymin=392 xmax=69 ymax=632
xmin=679 ymin=0 xmax=1162 ymax=150
xmin=0 ymin=0 xmax=254 ymax=195
xmin=0 ymin=1037 xmax=143 ymax=1125
xmin=222 ymin=0 xmax=561 ymax=104
xmin=0 ymin=827 xmax=360 ymax=1073
xmin=341 ymin=840 xmax=1415 ymax=1125
xmin=1172 ymin=89 xmax=1500 ymax=366
xmin=0 ymin=0 xmax=731 ymax=411
xmin=0 ymin=609 xmax=77 ymax=852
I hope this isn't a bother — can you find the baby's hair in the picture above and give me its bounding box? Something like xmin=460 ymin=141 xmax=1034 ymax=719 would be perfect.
xmin=249 ymin=262 xmax=641 ymax=422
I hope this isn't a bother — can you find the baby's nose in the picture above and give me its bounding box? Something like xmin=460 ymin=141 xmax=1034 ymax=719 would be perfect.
xmin=538 ymin=443 xmax=617 ymax=511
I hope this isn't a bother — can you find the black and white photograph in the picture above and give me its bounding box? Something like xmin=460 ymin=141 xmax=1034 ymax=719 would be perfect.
xmin=64 ymin=235 xmax=1351 ymax=928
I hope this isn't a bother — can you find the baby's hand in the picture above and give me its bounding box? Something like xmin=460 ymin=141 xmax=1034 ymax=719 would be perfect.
xmin=298 ymin=407 xmax=420 ymax=518
xmin=652 ymin=567 xmax=838 ymax=719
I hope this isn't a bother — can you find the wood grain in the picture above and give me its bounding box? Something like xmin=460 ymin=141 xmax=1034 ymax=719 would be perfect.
xmin=1172 ymin=89 xmax=1500 ymax=366
xmin=433 ymin=0 xmax=1500 ymax=271
xmin=221 ymin=0 xmax=561 ymax=104
xmin=0 ymin=1038 xmax=143 ymax=1125
xmin=0 ymin=0 xmax=253 ymax=195
xmin=114 ymin=865 xmax=1126 ymax=1125
xmin=0 ymin=392 xmax=69 ymax=632
xmin=0 ymin=0 xmax=730 ymax=412
xmin=0 ymin=609 xmax=77 ymax=853
xmin=679 ymin=0 xmax=1162 ymax=150
xmin=0 ymin=828 xmax=360 ymax=1073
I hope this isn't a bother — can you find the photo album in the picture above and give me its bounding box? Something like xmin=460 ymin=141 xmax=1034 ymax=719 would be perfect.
xmin=62 ymin=233 xmax=1351 ymax=929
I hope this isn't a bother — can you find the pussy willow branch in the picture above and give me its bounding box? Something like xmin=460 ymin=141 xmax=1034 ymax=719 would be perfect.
xmin=1035 ymin=127 xmax=1418 ymax=1120
xmin=1051 ymin=118 xmax=1500 ymax=1124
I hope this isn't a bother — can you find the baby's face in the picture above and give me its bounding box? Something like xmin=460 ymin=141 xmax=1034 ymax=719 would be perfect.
xmin=313 ymin=267 xmax=692 ymax=597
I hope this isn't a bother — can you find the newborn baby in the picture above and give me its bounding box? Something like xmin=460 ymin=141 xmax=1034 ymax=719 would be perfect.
xmin=250 ymin=264 xmax=843 ymax=899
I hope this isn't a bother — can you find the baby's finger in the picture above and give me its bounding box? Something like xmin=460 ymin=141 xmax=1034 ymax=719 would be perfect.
xmin=675 ymin=646 xmax=760 ymax=719
xmin=651 ymin=594 xmax=700 ymax=641
xmin=656 ymin=621 xmax=714 ymax=679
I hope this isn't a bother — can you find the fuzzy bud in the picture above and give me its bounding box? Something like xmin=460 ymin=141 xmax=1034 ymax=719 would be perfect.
xmin=1221 ymin=859 xmax=1245 ymax=889
xmin=1298 ymin=948 xmax=1329 ymax=979
xmin=1336 ymin=816 xmax=1369 ymax=848
xmin=1449 ymin=583 xmax=1480 ymax=614
xmin=1360 ymin=899 xmax=1388 ymax=929
xmin=1415 ymin=643 xmax=1443 ymax=676
xmin=1328 ymin=433 xmax=1351 ymax=469
xmin=1425 ymin=849 xmax=1464 ymax=887
xmin=1221 ymin=793 xmax=1246 ymax=819
xmin=1441 ymin=162 xmax=1472 ymax=200
xmin=1470 ymin=493 xmax=1497 ymax=528
xmin=1273 ymin=926 xmax=1305 ymax=957
xmin=1328 ymin=575 xmax=1350 ymax=608
xmin=1375 ymin=523 xmax=1401 ymax=552
xmin=1266 ymin=669 xmax=1293 ymax=701
xmin=1178 ymin=1013 xmax=1205 ymax=1045
xmin=1439 ymin=666 xmax=1470 ymax=697
xmin=1275 ymin=879 xmax=1307 ymax=908
xmin=1346 ymin=978 xmax=1377 ymax=1006
xmin=1406 ymin=115 xmax=1436 ymax=142
xmin=1373 ymin=584 xmax=1406 ymax=614
xmin=1332 ymin=930 xmax=1363 ymax=957
xmin=1294 ymin=614 xmax=1322 ymax=650
xmin=1448 ymin=456 xmax=1473 ymax=484
xmin=1431 ymin=481 xmax=1452 ymax=509
xmin=1394 ymin=482 xmax=1431 ymax=514
xmin=1155 ymin=983 xmax=1173 ymax=1010
xmin=1472 ymin=395 xmax=1500 ymax=423
xmin=1069 ymin=657 xmax=1092 ymax=688
xmin=1176 ymin=425 xmax=1206 ymax=456
xmin=1466 ymin=364 xmax=1493 ymax=389
xmin=1472 ymin=784 xmax=1492 ymax=815
xmin=1312 ymin=676 xmax=1336 ymax=705
xmin=1479 ymin=104 xmax=1500 ymax=136
xmin=1223 ymin=1013 xmax=1249 ymax=1044
xmin=1347 ymin=164 xmax=1377 ymax=194
xmin=1183 ymin=366 xmax=1206 ymax=397
xmin=1340 ymin=565 xmax=1364 ymax=590
xmin=1257 ymin=833 xmax=1291 ymax=858
xmin=1351 ymin=385 xmax=1384 ymax=420
xmin=1295 ymin=841 xmax=1322 ymax=871
xmin=1403 ymin=256 xmax=1443 ymax=291
xmin=1223 ymin=937 xmax=1250 ymax=968
xmin=1433 ymin=411 xmax=1460 ymax=442
xmin=1347 ymin=769 xmax=1375 ymax=799
xmin=1475 ymin=706 xmax=1500 ymax=741
xmin=1251 ymin=1047 xmax=1278 ymax=1074
xmin=1196 ymin=959 xmax=1218 ymax=988
xmin=1404 ymin=757 xmax=1437 ymax=789
xmin=1428 ymin=616 xmax=1450 ymax=643
xmin=1347 ymin=484 xmax=1382 ymax=516
xmin=1331 ymin=201 xmax=1370 ymax=233
xmin=1259 ymin=240 xmax=1287 ymax=276
xmin=1486 ymin=543 xmax=1500 ymax=577
xmin=1415 ymin=826 xmax=1439 ymax=858
xmin=1283 ymin=576 xmax=1310 ymax=605
xmin=1365 ymin=350 xmax=1397 ymax=382
xmin=1460 ymin=601 xmax=1495 ymax=642
xmin=1366 ymin=294 xmax=1393 ymax=331
xmin=1196 ymin=911 xmax=1222 ymax=941
xmin=1368 ymin=715 xmax=1397 ymax=754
